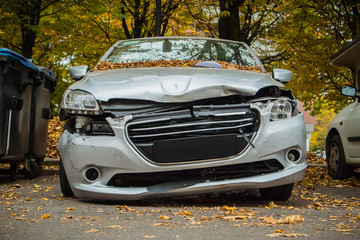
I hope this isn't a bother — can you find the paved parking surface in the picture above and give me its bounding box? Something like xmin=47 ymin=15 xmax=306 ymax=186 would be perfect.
xmin=0 ymin=173 xmax=359 ymax=239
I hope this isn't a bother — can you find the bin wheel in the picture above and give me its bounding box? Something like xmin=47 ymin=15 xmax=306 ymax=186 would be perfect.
xmin=23 ymin=161 xmax=40 ymax=179
xmin=9 ymin=163 xmax=18 ymax=181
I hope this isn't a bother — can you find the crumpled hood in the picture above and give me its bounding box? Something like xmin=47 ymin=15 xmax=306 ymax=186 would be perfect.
xmin=69 ymin=67 xmax=284 ymax=102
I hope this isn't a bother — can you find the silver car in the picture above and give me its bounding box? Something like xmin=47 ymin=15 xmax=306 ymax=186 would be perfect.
xmin=58 ymin=37 xmax=306 ymax=201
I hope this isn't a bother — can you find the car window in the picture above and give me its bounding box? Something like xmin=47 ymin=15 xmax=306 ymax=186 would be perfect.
xmin=105 ymin=38 xmax=260 ymax=68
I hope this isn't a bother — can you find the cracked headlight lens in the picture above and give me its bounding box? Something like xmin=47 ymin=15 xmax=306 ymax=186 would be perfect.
xmin=61 ymin=90 xmax=101 ymax=115
xmin=270 ymin=99 xmax=292 ymax=120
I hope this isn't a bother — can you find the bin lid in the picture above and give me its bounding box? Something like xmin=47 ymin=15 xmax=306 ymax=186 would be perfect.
xmin=0 ymin=48 xmax=37 ymax=70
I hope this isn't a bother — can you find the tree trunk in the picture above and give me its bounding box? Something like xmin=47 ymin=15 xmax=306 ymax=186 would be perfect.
xmin=15 ymin=0 xmax=42 ymax=58
xmin=218 ymin=0 xmax=243 ymax=41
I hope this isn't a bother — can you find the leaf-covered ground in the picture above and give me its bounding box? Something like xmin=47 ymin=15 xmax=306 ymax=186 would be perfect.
xmin=0 ymin=175 xmax=359 ymax=239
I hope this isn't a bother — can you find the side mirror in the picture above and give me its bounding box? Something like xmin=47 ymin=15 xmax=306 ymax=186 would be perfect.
xmin=272 ymin=68 xmax=292 ymax=83
xmin=69 ymin=65 xmax=89 ymax=81
xmin=341 ymin=85 xmax=358 ymax=97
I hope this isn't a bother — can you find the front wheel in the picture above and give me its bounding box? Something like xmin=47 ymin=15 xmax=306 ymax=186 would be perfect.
xmin=260 ymin=183 xmax=294 ymax=201
xmin=327 ymin=135 xmax=354 ymax=179
xmin=60 ymin=158 xmax=74 ymax=197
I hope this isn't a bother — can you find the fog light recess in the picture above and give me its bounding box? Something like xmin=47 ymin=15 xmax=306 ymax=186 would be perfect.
xmin=85 ymin=167 xmax=100 ymax=181
xmin=287 ymin=149 xmax=301 ymax=162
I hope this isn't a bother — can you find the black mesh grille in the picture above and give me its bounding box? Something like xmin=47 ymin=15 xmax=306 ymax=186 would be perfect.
xmin=126 ymin=104 xmax=259 ymax=163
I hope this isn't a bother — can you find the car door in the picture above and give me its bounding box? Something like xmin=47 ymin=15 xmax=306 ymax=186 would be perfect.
xmin=343 ymin=100 xmax=360 ymax=158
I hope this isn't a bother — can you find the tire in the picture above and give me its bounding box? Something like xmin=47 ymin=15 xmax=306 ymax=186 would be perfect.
xmin=327 ymin=135 xmax=354 ymax=179
xmin=60 ymin=158 xmax=74 ymax=197
xmin=9 ymin=163 xmax=18 ymax=181
xmin=260 ymin=183 xmax=294 ymax=201
xmin=35 ymin=158 xmax=44 ymax=176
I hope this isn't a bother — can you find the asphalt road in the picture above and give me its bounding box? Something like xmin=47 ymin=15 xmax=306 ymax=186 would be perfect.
xmin=0 ymin=173 xmax=359 ymax=240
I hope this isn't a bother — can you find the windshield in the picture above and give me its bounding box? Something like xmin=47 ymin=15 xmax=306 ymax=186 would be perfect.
xmin=104 ymin=38 xmax=262 ymax=67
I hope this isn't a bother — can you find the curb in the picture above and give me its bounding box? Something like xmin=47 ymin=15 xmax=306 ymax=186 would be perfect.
xmin=44 ymin=158 xmax=59 ymax=166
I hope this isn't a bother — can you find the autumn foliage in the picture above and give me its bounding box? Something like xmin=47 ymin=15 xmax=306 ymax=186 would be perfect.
xmin=46 ymin=117 xmax=64 ymax=159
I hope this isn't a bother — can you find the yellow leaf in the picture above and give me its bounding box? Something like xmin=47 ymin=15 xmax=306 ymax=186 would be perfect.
xmin=265 ymin=201 xmax=278 ymax=209
xmin=41 ymin=198 xmax=49 ymax=201
xmin=274 ymin=229 xmax=286 ymax=233
xmin=41 ymin=214 xmax=51 ymax=219
xmin=68 ymin=207 xmax=75 ymax=210
xmin=221 ymin=205 xmax=237 ymax=212
xmin=86 ymin=229 xmax=98 ymax=233
xmin=184 ymin=210 xmax=192 ymax=216
xmin=16 ymin=218 xmax=26 ymax=221
xmin=34 ymin=184 xmax=41 ymax=188
xmin=107 ymin=225 xmax=124 ymax=229
xmin=335 ymin=229 xmax=352 ymax=232
xmin=159 ymin=215 xmax=171 ymax=220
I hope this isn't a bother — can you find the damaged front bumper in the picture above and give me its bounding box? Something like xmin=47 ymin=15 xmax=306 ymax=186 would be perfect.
xmin=58 ymin=104 xmax=307 ymax=201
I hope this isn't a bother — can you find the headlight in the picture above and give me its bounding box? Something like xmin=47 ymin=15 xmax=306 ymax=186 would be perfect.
xmin=270 ymin=99 xmax=292 ymax=120
xmin=61 ymin=90 xmax=101 ymax=115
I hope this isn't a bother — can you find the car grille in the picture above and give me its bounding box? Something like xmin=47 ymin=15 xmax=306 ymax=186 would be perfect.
xmin=126 ymin=104 xmax=259 ymax=164
xmin=107 ymin=159 xmax=283 ymax=187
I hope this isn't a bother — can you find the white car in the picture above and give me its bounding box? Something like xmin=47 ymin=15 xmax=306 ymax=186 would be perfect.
xmin=326 ymin=85 xmax=360 ymax=179
xmin=58 ymin=37 xmax=306 ymax=201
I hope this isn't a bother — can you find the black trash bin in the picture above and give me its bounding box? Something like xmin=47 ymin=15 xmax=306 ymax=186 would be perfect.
xmin=0 ymin=48 xmax=57 ymax=180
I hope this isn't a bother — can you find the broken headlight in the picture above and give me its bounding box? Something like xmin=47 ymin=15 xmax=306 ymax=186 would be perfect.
xmin=270 ymin=99 xmax=292 ymax=120
xmin=61 ymin=90 xmax=101 ymax=115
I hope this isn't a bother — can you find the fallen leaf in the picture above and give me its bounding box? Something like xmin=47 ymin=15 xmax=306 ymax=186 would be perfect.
xmin=274 ymin=229 xmax=286 ymax=233
xmin=267 ymin=233 xmax=308 ymax=238
xmin=265 ymin=201 xmax=278 ymax=209
xmin=41 ymin=198 xmax=49 ymax=201
xmin=184 ymin=210 xmax=192 ymax=216
xmin=278 ymin=215 xmax=304 ymax=224
xmin=107 ymin=225 xmax=124 ymax=229
xmin=200 ymin=216 xmax=212 ymax=221
xmin=41 ymin=214 xmax=51 ymax=219
xmin=86 ymin=229 xmax=98 ymax=233
xmin=16 ymin=218 xmax=26 ymax=221
xmin=335 ymin=229 xmax=352 ymax=232
xmin=143 ymin=236 xmax=155 ymax=238
xmin=259 ymin=216 xmax=279 ymax=224
xmin=221 ymin=215 xmax=247 ymax=221
xmin=221 ymin=205 xmax=237 ymax=212
xmin=159 ymin=215 xmax=171 ymax=220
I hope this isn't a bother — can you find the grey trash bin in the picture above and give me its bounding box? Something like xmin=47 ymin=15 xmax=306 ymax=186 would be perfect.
xmin=0 ymin=48 xmax=57 ymax=180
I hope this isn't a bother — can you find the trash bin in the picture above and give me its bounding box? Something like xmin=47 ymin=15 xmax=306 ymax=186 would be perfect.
xmin=0 ymin=48 xmax=56 ymax=180
xmin=31 ymin=67 xmax=57 ymax=172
